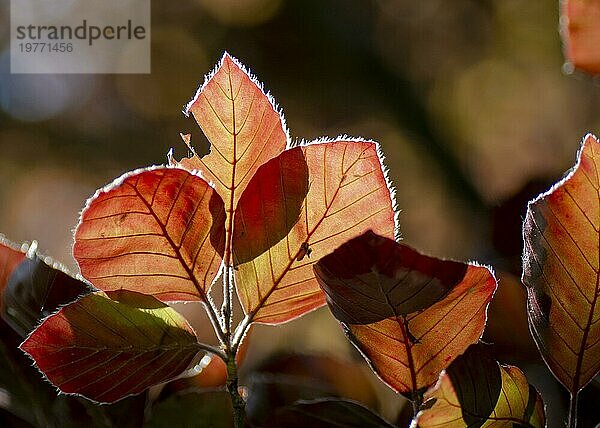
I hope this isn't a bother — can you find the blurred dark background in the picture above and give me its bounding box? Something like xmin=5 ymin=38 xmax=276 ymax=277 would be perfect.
xmin=1 ymin=0 xmax=599 ymax=426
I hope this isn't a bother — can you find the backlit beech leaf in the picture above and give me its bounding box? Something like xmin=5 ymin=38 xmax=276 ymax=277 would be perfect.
xmin=417 ymin=345 xmax=545 ymax=427
xmin=316 ymin=232 xmax=496 ymax=395
xmin=170 ymin=53 xmax=288 ymax=263
xmin=234 ymin=141 xmax=396 ymax=324
xmin=74 ymin=167 xmax=225 ymax=302
xmin=522 ymin=133 xmax=600 ymax=395
xmin=561 ymin=0 xmax=600 ymax=74
xmin=20 ymin=292 xmax=199 ymax=403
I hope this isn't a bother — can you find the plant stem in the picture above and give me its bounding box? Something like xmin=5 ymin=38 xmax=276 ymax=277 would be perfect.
xmin=568 ymin=391 xmax=578 ymax=428
xmin=411 ymin=390 xmax=423 ymax=419
xmin=226 ymin=352 xmax=246 ymax=428
xmin=222 ymin=265 xmax=233 ymax=347
xmin=221 ymin=264 xmax=246 ymax=426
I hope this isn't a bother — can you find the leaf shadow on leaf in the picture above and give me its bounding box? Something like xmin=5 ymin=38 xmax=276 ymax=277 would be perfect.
xmin=208 ymin=184 xmax=228 ymax=259
xmin=315 ymin=230 xmax=467 ymax=324
xmin=445 ymin=344 xmax=501 ymax=428
xmin=417 ymin=343 xmax=546 ymax=428
xmin=233 ymin=147 xmax=309 ymax=266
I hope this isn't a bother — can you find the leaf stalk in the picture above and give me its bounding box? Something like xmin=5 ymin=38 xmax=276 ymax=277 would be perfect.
xmin=222 ymin=264 xmax=233 ymax=348
xmin=568 ymin=391 xmax=578 ymax=428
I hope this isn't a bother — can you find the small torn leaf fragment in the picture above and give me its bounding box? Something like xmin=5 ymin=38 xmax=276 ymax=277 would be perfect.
xmin=316 ymin=232 xmax=496 ymax=395
xmin=21 ymin=292 xmax=199 ymax=403
xmin=265 ymin=398 xmax=395 ymax=428
xmin=234 ymin=141 xmax=396 ymax=325
xmin=171 ymin=53 xmax=288 ymax=264
xmin=74 ymin=167 xmax=225 ymax=303
xmin=522 ymin=133 xmax=600 ymax=395
xmin=561 ymin=0 xmax=600 ymax=74
xmin=3 ymin=255 xmax=91 ymax=337
xmin=416 ymin=345 xmax=546 ymax=427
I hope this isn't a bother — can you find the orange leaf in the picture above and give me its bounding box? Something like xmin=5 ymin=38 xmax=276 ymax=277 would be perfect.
xmin=522 ymin=133 xmax=600 ymax=394
xmin=170 ymin=53 xmax=288 ymax=264
xmin=315 ymin=232 xmax=496 ymax=395
xmin=417 ymin=345 xmax=545 ymax=427
xmin=562 ymin=0 xmax=600 ymax=74
xmin=233 ymin=141 xmax=396 ymax=325
xmin=74 ymin=167 xmax=225 ymax=302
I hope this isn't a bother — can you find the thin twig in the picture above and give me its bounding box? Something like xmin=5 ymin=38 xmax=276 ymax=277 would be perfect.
xmin=232 ymin=314 xmax=251 ymax=350
xmin=203 ymin=298 xmax=227 ymax=347
xmin=195 ymin=342 xmax=227 ymax=361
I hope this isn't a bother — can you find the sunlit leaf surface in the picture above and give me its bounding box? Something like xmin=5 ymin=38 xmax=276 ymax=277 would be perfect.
xmin=171 ymin=53 xmax=288 ymax=263
xmin=316 ymin=232 xmax=496 ymax=395
xmin=522 ymin=133 xmax=600 ymax=394
xmin=234 ymin=141 xmax=396 ymax=324
xmin=74 ymin=168 xmax=225 ymax=302
xmin=21 ymin=292 xmax=199 ymax=403
xmin=417 ymin=345 xmax=545 ymax=427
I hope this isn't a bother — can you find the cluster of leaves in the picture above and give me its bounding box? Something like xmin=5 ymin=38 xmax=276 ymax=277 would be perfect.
xmin=0 ymin=50 xmax=599 ymax=428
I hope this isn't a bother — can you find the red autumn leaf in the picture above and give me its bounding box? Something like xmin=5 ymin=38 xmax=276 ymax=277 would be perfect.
xmin=561 ymin=0 xmax=600 ymax=74
xmin=0 ymin=238 xmax=26 ymax=297
xmin=233 ymin=141 xmax=396 ymax=325
xmin=74 ymin=167 xmax=225 ymax=302
xmin=21 ymin=292 xmax=199 ymax=403
xmin=315 ymin=231 xmax=496 ymax=395
xmin=522 ymin=133 xmax=600 ymax=395
xmin=170 ymin=53 xmax=288 ymax=263
xmin=416 ymin=345 xmax=545 ymax=427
